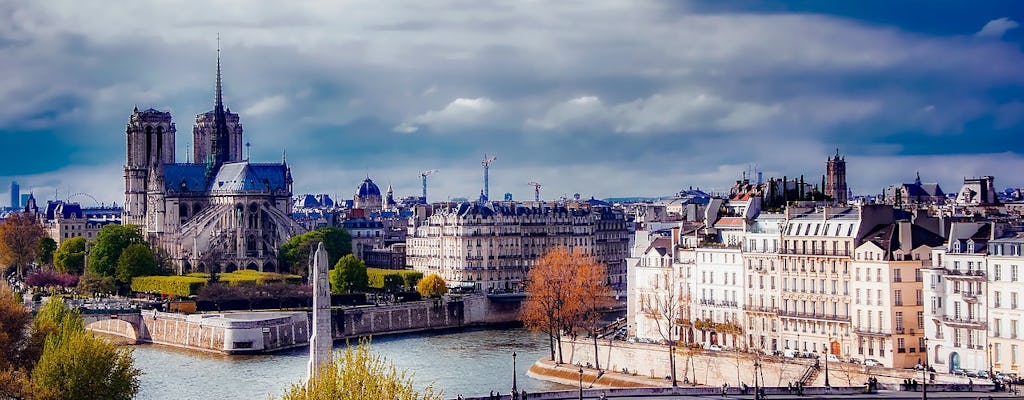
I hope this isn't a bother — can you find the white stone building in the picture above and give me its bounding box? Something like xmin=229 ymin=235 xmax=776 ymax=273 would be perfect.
xmin=986 ymin=233 xmax=1024 ymax=375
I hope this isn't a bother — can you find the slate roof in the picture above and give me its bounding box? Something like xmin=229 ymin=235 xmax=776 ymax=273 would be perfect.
xmin=163 ymin=162 xmax=288 ymax=193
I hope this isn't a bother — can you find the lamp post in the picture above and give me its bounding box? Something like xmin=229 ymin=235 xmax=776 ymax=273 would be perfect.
xmin=512 ymin=352 xmax=518 ymax=394
xmin=922 ymin=337 xmax=928 ymax=400
xmin=988 ymin=343 xmax=994 ymax=378
xmin=578 ymin=367 xmax=584 ymax=400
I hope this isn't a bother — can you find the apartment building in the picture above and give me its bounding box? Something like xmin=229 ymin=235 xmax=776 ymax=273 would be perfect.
xmin=743 ymin=213 xmax=784 ymax=353
xmin=987 ymin=233 xmax=1024 ymax=375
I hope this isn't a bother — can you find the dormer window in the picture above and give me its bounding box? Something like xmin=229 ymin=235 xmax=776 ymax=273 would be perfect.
xmin=953 ymin=242 xmax=961 ymax=253
xmin=967 ymin=240 xmax=975 ymax=253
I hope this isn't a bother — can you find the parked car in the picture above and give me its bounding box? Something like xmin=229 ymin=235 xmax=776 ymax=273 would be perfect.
xmin=976 ymin=370 xmax=989 ymax=379
xmin=705 ymin=344 xmax=722 ymax=352
xmin=993 ymin=372 xmax=1008 ymax=382
xmin=951 ymin=368 xmax=966 ymax=376
xmin=826 ymin=354 xmax=840 ymax=363
xmin=863 ymin=359 xmax=881 ymax=367
xmin=783 ymin=349 xmax=797 ymax=358
xmin=848 ymin=357 xmax=862 ymax=364
xmin=966 ymin=370 xmax=979 ymax=378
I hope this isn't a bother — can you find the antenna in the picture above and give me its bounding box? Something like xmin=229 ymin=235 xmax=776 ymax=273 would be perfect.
xmin=245 ymin=142 xmax=251 ymax=161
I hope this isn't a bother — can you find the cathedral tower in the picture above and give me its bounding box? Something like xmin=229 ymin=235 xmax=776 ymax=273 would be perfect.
xmin=124 ymin=107 xmax=175 ymax=226
xmin=193 ymin=45 xmax=243 ymax=166
xmin=825 ymin=149 xmax=848 ymax=204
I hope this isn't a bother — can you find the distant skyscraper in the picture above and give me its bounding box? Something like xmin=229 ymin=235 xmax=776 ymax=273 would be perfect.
xmin=10 ymin=181 xmax=19 ymax=208
xmin=825 ymin=150 xmax=848 ymax=204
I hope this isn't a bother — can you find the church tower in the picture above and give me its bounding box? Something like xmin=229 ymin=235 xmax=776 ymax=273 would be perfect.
xmin=124 ymin=107 xmax=175 ymax=226
xmin=193 ymin=45 xmax=243 ymax=166
xmin=825 ymin=149 xmax=848 ymax=204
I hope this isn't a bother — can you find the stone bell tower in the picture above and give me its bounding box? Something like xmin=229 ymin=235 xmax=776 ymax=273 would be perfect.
xmin=124 ymin=107 xmax=175 ymax=226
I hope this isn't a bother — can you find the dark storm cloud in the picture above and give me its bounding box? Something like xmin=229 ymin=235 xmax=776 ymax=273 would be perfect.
xmin=1 ymin=0 xmax=1022 ymax=204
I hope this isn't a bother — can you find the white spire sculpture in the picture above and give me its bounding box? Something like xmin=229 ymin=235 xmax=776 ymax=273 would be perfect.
xmin=307 ymin=242 xmax=332 ymax=382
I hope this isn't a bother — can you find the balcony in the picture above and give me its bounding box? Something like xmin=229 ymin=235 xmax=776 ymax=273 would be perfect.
xmin=742 ymin=305 xmax=779 ymax=314
xmin=942 ymin=268 xmax=986 ymax=280
xmin=779 ymin=249 xmax=851 ymax=257
xmin=855 ymin=328 xmax=890 ymax=337
xmin=961 ymin=292 xmax=981 ymax=303
xmin=940 ymin=316 xmax=987 ymax=329
xmin=778 ymin=310 xmax=851 ymax=322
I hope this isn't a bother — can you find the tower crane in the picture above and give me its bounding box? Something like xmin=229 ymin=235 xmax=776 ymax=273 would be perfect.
xmin=418 ymin=169 xmax=438 ymax=203
xmin=527 ymin=181 xmax=542 ymax=202
xmin=481 ymin=154 xmax=497 ymax=201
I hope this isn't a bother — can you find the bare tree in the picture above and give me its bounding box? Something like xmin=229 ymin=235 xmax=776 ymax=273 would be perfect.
xmin=639 ymin=265 xmax=690 ymax=386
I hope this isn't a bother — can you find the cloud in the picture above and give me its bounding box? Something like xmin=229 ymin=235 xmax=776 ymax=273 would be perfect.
xmin=976 ymin=17 xmax=1019 ymax=38
xmin=243 ymin=95 xmax=288 ymax=116
xmin=394 ymin=97 xmax=496 ymax=133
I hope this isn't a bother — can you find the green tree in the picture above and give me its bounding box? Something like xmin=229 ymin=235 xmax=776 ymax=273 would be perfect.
xmin=114 ymin=243 xmax=157 ymax=285
xmin=416 ymin=274 xmax=448 ymax=299
xmin=0 ymin=212 xmax=47 ymax=277
xmin=76 ymin=272 xmax=117 ymax=296
xmin=88 ymin=225 xmax=144 ymax=278
xmin=54 ymin=237 xmax=87 ymax=275
xmin=279 ymin=228 xmax=352 ymax=278
xmin=278 ymin=340 xmax=441 ymax=400
xmin=37 ymin=237 xmax=57 ymax=266
xmin=30 ymin=298 xmax=140 ymax=400
xmin=330 ymin=254 xmax=368 ymax=293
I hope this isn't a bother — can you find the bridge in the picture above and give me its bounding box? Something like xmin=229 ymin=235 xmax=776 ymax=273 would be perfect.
xmin=82 ymin=309 xmax=144 ymax=343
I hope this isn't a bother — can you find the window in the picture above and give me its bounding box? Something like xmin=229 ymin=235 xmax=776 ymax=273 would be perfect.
xmin=1013 ymin=320 xmax=1019 ymax=339
xmin=995 ymin=265 xmax=1002 ymax=280
xmin=897 ymin=338 xmax=906 ymax=353
xmin=895 ymin=290 xmax=903 ymax=306
xmin=994 ymin=318 xmax=1002 ymax=337
xmin=877 ymin=268 xmax=882 ymax=282
xmin=896 ymin=312 xmax=904 ymax=331
xmin=917 ymin=311 xmax=924 ymax=329
xmin=995 ymin=291 xmax=1001 ymax=308
xmin=894 ymin=268 xmax=902 ymax=282
xmin=877 ymin=290 xmax=883 ymax=306
xmin=915 ymin=268 xmax=922 ymax=282
xmin=1013 ymin=265 xmax=1019 ymax=282
xmin=916 ymin=290 xmax=923 ymax=306
xmin=1014 ymin=292 xmax=1019 ymax=309
xmin=856 ymin=289 xmax=861 ymax=304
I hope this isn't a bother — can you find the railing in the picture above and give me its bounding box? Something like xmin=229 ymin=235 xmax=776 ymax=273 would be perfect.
xmin=778 ymin=310 xmax=851 ymax=322
xmin=855 ymin=328 xmax=890 ymax=336
xmin=779 ymin=249 xmax=850 ymax=257
xmin=742 ymin=305 xmax=779 ymax=313
xmin=941 ymin=316 xmax=987 ymax=329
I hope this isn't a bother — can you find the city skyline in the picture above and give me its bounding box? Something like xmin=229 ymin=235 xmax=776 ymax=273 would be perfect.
xmin=1 ymin=1 xmax=1023 ymax=204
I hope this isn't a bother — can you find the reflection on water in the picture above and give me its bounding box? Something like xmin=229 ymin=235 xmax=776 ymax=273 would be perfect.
xmin=132 ymin=327 xmax=571 ymax=399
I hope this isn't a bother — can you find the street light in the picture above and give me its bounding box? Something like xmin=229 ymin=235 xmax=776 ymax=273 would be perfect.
xmin=512 ymin=352 xmax=518 ymax=394
xmin=578 ymin=367 xmax=584 ymax=400
xmin=822 ymin=346 xmax=831 ymax=387
xmin=922 ymin=337 xmax=928 ymax=400
xmin=988 ymin=343 xmax=994 ymax=378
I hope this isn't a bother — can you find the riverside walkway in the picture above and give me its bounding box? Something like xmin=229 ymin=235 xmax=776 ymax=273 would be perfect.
xmin=460 ymin=388 xmax=1021 ymax=400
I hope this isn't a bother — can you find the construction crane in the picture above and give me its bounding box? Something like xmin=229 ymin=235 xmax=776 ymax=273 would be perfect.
xmin=527 ymin=181 xmax=542 ymax=202
xmin=481 ymin=154 xmax=497 ymax=201
xmin=418 ymin=169 xmax=438 ymax=203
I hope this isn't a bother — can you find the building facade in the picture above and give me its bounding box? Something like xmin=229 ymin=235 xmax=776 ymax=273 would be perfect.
xmin=986 ymin=233 xmax=1023 ymax=375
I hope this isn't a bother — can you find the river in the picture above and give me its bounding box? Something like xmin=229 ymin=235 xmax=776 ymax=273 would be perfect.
xmin=131 ymin=327 xmax=571 ymax=399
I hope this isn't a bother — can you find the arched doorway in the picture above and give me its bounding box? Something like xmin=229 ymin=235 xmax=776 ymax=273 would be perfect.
xmin=949 ymin=352 xmax=960 ymax=373
xmin=830 ymin=341 xmax=841 ymax=355
xmin=246 ymin=262 xmax=259 ymax=271
xmin=710 ymin=332 xmax=719 ymax=345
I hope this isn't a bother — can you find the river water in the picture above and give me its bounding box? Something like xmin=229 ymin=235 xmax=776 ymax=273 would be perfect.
xmin=131 ymin=327 xmax=571 ymax=399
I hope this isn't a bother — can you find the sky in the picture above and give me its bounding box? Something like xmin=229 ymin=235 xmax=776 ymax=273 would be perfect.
xmin=1 ymin=0 xmax=1023 ymax=206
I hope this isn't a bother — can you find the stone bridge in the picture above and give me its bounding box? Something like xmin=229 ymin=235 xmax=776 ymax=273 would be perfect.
xmin=82 ymin=310 xmax=144 ymax=343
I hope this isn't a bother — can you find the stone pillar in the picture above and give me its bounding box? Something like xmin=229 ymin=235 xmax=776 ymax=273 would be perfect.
xmin=307 ymin=242 xmax=332 ymax=382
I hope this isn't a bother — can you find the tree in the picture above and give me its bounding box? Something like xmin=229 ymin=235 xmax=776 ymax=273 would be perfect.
xmin=278 ymin=340 xmax=441 ymax=400
xmin=88 ymin=225 xmax=144 ymax=278
xmin=77 ymin=273 xmax=117 ymax=296
xmin=37 ymin=237 xmax=56 ymax=267
xmin=330 ymin=254 xmax=368 ymax=293
xmin=521 ymin=246 xmax=591 ymax=364
xmin=30 ymin=298 xmax=140 ymax=400
xmin=1 ymin=283 xmax=33 ymax=399
xmin=0 ymin=212 xmax=47 ymax=277
xmin=114 ymin=243 xmax=157 ymax=285
xmin=279 ymin=228 xmax=352 ymax=278
xmin=569 ymin=257 xmax=612 ymax=371
xmin=416 ymin=274 xmax=448 ymax=299
xmin=53 ymin=237 xmax=87 ymax=275
xmin=639 ymin=264 xmax=690 ymax=387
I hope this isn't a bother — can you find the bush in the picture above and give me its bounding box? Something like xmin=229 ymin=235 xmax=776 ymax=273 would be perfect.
xmin=186 ymin=270 xmax=302 ymax=286
xmin=25 ymin=270 xmax=79 ymax=288
xmin=130 ymin=276 xmax=207 ymax=297
xmin=367 ymin=268 xmax=423 ymax=291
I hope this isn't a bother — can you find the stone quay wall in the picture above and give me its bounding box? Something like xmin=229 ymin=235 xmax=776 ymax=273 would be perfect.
xmin=331 ymin=294 xmax=521 ymax=340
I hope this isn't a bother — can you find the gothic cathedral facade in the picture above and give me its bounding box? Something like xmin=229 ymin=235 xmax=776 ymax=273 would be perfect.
xmin=123 ymin=53 xmax=304 ymax=274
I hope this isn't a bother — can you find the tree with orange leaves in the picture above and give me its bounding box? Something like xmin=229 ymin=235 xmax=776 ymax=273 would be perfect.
xmin=0 ymin=212 xmax=47 ymax=278
xmin=522 ymin=246 xmax=610 ymax=365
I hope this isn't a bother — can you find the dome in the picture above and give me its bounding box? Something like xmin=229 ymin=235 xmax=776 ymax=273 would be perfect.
xmin=357 ymin=178 xmax=381 ymax=197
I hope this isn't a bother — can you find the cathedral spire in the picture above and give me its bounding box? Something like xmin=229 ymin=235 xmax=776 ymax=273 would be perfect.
xmin=209 ymin=34 xmax=230 ymax=170
xmin=215 ymin=34 xmax=223 ymax=111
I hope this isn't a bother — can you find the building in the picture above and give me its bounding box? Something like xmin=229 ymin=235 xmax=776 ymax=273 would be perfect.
xmin=742 ymin=212 xmax=784 ymax=354
xmin=406 ymin=201 xmax=630 ymax=292
xmin=825 ymin=150 xmax=849 ymax=204
xmin=924 ymin=222 xmax=991 ymax=374
xmin=628 ymin=228 xmax=684 ymax=342
xmin=850 ymin=220 xmax=943 ymax=368
xmin=41 ymin=201 xmax=122 ymax=244
xmin=353 ymin=178 xmax=383 ymax=213
xmin=886 ymin=173 xmax=946 ymax=207
xmin=122 ymin=52 xmax=303 ymax=274
xmin=10 ymin=181 xmax=19 ymax=209
xmin=956 ymin=176 xmax=999 ymax=206
xmin=986 ymin=232 xmax=1023 ymax=375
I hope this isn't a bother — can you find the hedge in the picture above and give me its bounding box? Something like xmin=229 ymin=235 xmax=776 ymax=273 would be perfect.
xmin=131 ymin=276 xmax=207 ymax=297
xmin=186 ymin=270 xmax=302 ymax=286
xmin=367 ymin=268 xmax=423 ymax=291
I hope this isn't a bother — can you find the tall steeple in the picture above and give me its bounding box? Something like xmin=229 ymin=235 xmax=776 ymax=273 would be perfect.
xmin=209 ymin=35 xmax=231 ymax=170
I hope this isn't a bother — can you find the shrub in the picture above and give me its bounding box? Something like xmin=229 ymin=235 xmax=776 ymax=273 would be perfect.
xmin=186 ymin=270 xmax=302 ymax=286
xmin=130 ymin=276 xmax=207 ymax=297
xmin=25 ymin=270 xmax=79 ymax=288
xmin=367 ymin=268 xmax=423 ymax=291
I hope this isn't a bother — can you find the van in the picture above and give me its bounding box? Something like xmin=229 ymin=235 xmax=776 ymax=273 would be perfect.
xmin=784 ymin=349 xmax=797 ymax=358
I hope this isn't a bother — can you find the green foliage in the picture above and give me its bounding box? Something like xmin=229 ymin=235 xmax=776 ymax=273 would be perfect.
xmin=278 ymin=340 xmax=441 ymax=400
xmin=77 ymin=272 xmax=117 ymax=296
xmin=54 ymin=237 xmax=87 ymax=275
xmin=278 ymin=227 xmax=352 ymax=277
xmin=416 ymin=274 xmax=448 ymax=299
xmin=37 ymin=237 xmax=57 ymax=266
xmin=29 ymin=298 xmax=140 ymax=400
xmin=186 ymin=270 xmax=302 ymax=286
xmin=367 ymin=268 xmax=423 ymax=291
xmin=130 ymin=276 xmax=207 ymax=297
xmin=330 ymin=254 xmax=368 ymax=293
xmin=88 ymin=225 xmax=144 ymax=278
xmin=115 ymin=243 xmax=157 ymax=285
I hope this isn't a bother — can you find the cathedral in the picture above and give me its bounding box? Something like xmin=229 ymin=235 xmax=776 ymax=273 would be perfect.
xmin=123 ymin=51 xmax=304 ymax=274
